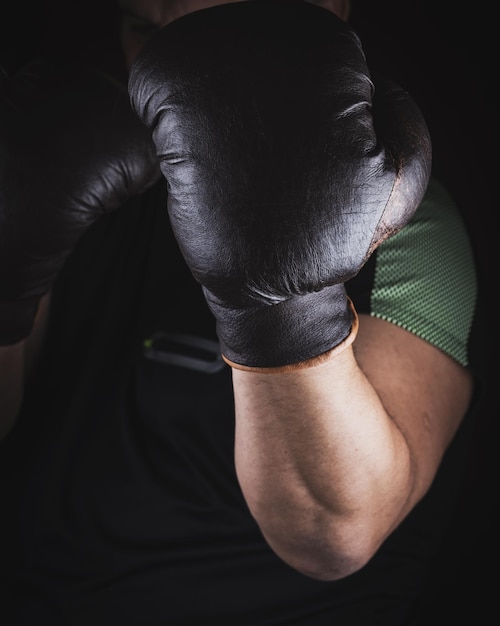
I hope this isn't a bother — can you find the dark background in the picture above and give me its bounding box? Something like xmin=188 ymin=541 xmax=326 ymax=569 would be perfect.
xmin=1 ymin=0 xmax=498 ymax=621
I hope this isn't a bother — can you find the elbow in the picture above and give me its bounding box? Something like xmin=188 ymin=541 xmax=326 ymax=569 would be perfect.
xmin=289 ymin=551 xmax=373 ymax=583
xmin=261 ymin=520 xmax=381 ymax=582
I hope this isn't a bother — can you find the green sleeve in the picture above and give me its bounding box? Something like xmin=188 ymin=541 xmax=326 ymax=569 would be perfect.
xmin=370 ymin=177 xmax=477 ymax=367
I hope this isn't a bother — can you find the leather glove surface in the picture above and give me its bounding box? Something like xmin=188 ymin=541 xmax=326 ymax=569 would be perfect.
xmin=129 ymin=0 xmax=431 ymax=369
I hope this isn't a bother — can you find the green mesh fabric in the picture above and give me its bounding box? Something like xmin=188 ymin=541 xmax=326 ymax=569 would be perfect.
xmin=371 ymin=177 xmax=477 ymax=366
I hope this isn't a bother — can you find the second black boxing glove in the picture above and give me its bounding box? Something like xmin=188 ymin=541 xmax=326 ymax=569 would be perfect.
xmin=129 ymin=0 xmax=431 ymax=370
xmin=0 ymin=59 xmax=160 ymax=345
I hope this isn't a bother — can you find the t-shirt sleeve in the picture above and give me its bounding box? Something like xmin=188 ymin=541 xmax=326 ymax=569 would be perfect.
xmin=347 ymin=176 xmax=478 ymax=367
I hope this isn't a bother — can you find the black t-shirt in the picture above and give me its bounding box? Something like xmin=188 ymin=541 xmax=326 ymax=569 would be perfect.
xmin=0 ymin=179 xmax=486 ymax=625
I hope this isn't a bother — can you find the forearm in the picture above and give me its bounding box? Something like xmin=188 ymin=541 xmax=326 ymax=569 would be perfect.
xmin=232 ymin=347 xmax=414 ymax=581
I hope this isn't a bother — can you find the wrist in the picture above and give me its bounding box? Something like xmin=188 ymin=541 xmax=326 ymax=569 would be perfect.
xmin=0 ymin=298 xmax=40 ymax=346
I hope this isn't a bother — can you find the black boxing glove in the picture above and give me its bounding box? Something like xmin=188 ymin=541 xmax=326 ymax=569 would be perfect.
xmin=0 ymin=59 xmax=160 ymax=345
xmin=129 ymin=0 xmax=431 ymax=370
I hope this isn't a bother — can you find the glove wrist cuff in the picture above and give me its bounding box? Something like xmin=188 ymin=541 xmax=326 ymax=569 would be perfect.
xmin=0 ymin=299 xmax=39 ymax=346
xmin=208 ymin=284 xmax=356 ymax=369
xmin=222 ymin=297 xmax=359 ymax=373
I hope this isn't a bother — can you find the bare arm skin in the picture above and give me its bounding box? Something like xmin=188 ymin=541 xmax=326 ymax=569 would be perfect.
xmin=232 ymin=314 xmax=473 ymax=581
xmin=0 ymin=293 xmax=51 ymax=442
